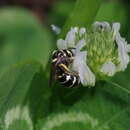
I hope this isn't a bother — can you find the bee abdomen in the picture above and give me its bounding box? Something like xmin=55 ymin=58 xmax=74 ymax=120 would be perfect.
xmin=58 ymin=73 xmax=80 ymax=88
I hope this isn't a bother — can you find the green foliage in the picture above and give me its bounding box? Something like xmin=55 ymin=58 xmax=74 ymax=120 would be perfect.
xmin=48 ymin=0 xmax=75 ymax=26
xmin=0 ymin=62 xmax=130 ymax=130
xmin=36 ymin=67 xmax=130 ymax=130
xmin=0 ymin=61 xmax=51 ymax=130
xmin=60 ymin=0 xmax=103 ymax=37
xmin=0 ymin=8 xmax=54 ymax=75
xmin=0 ymin=61 xmax=39 ymax=129
xmin=0 ymin=0 xmax=130 ymax=130
xmin=95 ymin=1 xmax=127 ymax=31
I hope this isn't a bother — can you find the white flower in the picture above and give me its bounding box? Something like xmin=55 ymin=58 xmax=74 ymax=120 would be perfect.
xmin=57 ymin=27 xmax=78 ymax=49
xmin=57 ymin=27 xmax=87 ymax=50
xmin=115 ymin=33 xmax=130 ymax=71
xmin=93 ymin=21 xmax=111 ymax=32
xmin=56 ymin=27 xmax=95 ymax=86
xmin=112 ymin=23 xmax=120 ymax=38
xmin=56 ymin=22 xmax=130 ymax=86
xmin=112 ymin=23 xmax=130 ymax=71
xmin=65 ymin=27 xmax=79 ymax=48
xmin=75 ymin=39 xmax=86 ymax=52
xmin=79 ymin=27 xmax=86 ymax=37
xmin=126 ymin=44 xmax=130 ymax=52
xmin=94 ymin=22 xmax=130 ymax=73
xmin=51 ymin=24 xmax=61 ymax=35
xmin=57 ymin=39 xmax=67 ymax=50
xmin=72 ymin=40 xmax=95 ymax=86
xmin=100 ymin=61 xmax=116 ymax=76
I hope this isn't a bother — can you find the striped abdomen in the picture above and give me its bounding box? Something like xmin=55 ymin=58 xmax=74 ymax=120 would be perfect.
xmin=57 ymin=63 xmax=80 ymax=88
xmin=58 ymin=73 xmax=80 ymax=88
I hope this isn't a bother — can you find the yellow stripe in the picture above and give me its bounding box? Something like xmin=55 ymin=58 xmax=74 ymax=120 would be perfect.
xmin=52 ymin=58 xmax=57 ymax=63
xmin=59 ymin=63 xmax=70 ymax=71
xmin=58 ymin=75 xmax=62 ymax=78
xmin=67 ymin=50 xmax=72 ymax=56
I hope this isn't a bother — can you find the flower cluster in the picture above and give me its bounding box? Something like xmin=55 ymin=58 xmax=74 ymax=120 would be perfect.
xmin=56 ymin=22 xmax=130 ymax=87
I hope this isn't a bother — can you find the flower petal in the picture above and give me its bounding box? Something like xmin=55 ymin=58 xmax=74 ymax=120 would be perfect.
xmin=79 ymin=63 xmax=95 ymax=86
xmin=93 ymin=21 xmax=111 ymax=32
xmin=75 ymin=40 xmax=86 ymax=52
xmin=57 ymin=39 xmax=67 ymax=49
xmin=72 ymin=51 xmax=95 ymax=86
xmin=100 ymin=61 xmax=116 ymax=76
xmin=116 ymin=33 xmax=130 ymax=71
xmin=126 ymin=44 xmax=130 ymax=52
xmin=51 ymin=24 xmax=61 ymax=35
xmin=112 ymin=23 xmax=120 ymax=38
xmin=72 ymin=51 xmax=87 ymax=69
xmin=79 ymin=27 xmax=86 ymax=37
xmin=65 ymin=27 xmax=78 ymax=48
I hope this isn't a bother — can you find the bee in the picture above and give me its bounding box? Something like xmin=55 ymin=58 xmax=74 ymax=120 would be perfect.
xmin=57 ymin=63 xmax=80 ymax=88
xmin=50 ymin=49 xmax=80 ymax=88
xmin=52 ymin=49 xmax=74 ymax=66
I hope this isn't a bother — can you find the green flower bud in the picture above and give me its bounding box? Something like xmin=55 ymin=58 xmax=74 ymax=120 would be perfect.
xmin=85 ymin=22 xmax=119 ymax=79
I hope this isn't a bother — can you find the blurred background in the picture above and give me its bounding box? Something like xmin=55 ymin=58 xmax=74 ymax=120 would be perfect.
xmin=0 ymin=0 xmax=76 ymax=25
xmin=0 ymin=0 xmax=129 ymax=75
xmin=0 ymin=0 xmax=129 ymax=32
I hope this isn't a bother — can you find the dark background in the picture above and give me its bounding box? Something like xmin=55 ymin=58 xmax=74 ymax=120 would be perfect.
xmin=0 ymin=0 xmax=129 ymax=39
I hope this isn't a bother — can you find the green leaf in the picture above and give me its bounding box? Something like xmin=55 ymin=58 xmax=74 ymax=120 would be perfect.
xmin=39 ymin=84 xmax=130 ymax=130
xmin=0 ymin=61 xmax=51 ymax=130
xmin=0 ymin=8 xmax=54 ymax=75
xmin=102 ymin=64 xmax=130 ymax=105
xmin=60 ymin=0 xmax=103 ymax=37
xmin=37 ymin=64 xmax=130 ymax=130
xmin=95 ymin=1 xmax=127 ymax=31
xmin=48 ymin=0 xmax=75 ymax=26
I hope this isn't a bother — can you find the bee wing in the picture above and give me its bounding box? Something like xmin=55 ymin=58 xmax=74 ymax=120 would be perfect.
xmin=49 ymin=63 xmax=57 ymax=87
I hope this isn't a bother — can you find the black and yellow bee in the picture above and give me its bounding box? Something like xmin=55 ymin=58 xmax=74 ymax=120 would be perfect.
xmin=50 ymin=49 xmax=80 ymax=88
xmin=52 ymin=49 xmax=74 ymax=66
